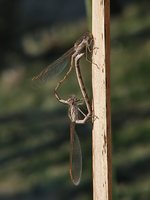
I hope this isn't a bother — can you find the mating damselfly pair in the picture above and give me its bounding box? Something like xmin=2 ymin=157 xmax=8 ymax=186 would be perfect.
xmin=32 ymin=32 xmax=94 ymax=185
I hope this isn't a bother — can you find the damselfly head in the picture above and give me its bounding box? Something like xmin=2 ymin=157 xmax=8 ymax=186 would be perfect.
xmin=83 ymin=32 xmax=93 ymax=40
xmin=82 ymin=32 xmax=93 ymax=44
xmin=67 ymin=95 xmax=81 ymax=106
xmin=75 ymin=32 xmax=93 ymax=48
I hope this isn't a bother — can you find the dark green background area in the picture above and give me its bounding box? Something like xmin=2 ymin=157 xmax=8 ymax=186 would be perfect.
xmin=0 ymin=0 xmax=149 ymax=199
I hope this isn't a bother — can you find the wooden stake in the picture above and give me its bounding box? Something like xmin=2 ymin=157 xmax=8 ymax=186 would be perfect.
xmin=92 ymin=0 xmax=112 ymax=199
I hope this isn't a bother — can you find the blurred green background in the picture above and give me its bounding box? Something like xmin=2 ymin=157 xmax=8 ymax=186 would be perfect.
xmin=0 ymin=0 xmax=149 ymax=199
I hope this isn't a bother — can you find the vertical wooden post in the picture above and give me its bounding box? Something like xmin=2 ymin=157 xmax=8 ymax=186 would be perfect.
xmin=92 ymin=0 xmax=112 ymax=200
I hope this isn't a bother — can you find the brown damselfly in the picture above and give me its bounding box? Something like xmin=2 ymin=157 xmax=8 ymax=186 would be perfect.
xmin=63 ymin=94 xmax=91 ymax=185
xmin=32 ymin=32 xmax=93 ymax=96
xmin=32 ymin=32 xmax=93 ymax=185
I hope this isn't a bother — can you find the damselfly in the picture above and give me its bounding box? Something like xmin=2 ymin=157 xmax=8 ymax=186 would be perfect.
xmin=32 ymin=32 xmax=93 ymax=95
xmin=64 ymin=95 xmax=91 ymax=185
xmin=32 ymin=32 xmax=93 ymax=185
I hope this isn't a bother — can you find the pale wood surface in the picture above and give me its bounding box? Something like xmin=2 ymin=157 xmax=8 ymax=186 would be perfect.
xmin=92 ymin=0 xmax=111 ymax=199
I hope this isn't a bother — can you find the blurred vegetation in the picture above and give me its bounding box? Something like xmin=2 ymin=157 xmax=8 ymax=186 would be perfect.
xmin=0 ymin=0 xmax=150 ymax=200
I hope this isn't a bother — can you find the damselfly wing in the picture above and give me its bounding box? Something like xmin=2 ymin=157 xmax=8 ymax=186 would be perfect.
xmin=70 ymin=122 xmax=82 ymax=186
xmin=32 ymin=47 xmax=74 ymax=85
xmin=32 ymin=32 xmax=93 ymax=86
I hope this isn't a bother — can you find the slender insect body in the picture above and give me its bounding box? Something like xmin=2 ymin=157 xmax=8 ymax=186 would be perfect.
xmin=67 ymin=96 xmax=79 ymax=123
xmin=67 ymin=95 xmax=83 ymax=185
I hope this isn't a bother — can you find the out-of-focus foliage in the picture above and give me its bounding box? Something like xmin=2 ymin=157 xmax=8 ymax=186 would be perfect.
xmin=111 ymin=2 xmax=150 ymax=199
xmin=0 ymin=0 xmax=149 ymax=200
